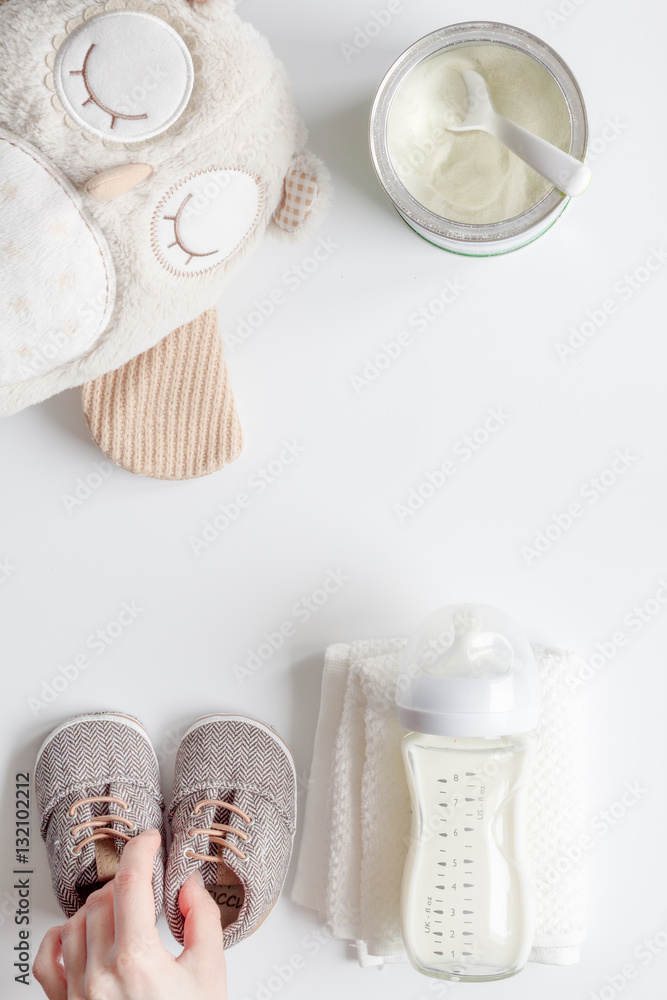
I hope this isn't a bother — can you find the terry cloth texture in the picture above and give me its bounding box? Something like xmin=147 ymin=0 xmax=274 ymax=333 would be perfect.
xmin=0 ymin=0 xmax=331 ymax=416
xmin=292 ymin=640 xmax=587 ymax=968
xmin=81 ymin=308 xmax=242 ymax=480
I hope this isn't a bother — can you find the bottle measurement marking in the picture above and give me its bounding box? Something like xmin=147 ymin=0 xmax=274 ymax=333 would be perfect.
xmin=422 ymin=770 xmax=488 ymax=970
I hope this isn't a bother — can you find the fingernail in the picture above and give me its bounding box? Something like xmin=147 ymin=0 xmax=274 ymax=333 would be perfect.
xmin=140 ymin=828 xmax=160 ymax=838
xmin=193 ymin=870 xmax=206 ymax=888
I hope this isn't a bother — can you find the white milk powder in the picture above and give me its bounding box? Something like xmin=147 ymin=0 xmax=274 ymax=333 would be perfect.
xmin=387 ymin=43 xmax=571 ymax=224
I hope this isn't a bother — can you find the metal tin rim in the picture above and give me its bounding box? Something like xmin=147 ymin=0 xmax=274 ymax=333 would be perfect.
xmin=369 ymin=21 xmax=589 ymax=249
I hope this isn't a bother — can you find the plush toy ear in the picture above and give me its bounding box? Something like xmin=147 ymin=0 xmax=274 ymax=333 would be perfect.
xmin=270 ymin=150 xmax=332 ymax=243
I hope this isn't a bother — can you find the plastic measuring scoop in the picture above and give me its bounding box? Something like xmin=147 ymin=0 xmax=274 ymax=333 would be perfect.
xmin=447 ymin=69 xmax=591 ymax=198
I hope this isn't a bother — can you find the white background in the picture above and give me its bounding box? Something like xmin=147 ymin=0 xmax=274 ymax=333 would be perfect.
xmin=2 ymin=1 xmax=666 ymax=998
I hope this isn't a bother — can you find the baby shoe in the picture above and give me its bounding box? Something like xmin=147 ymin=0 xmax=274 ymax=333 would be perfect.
xmin=35 ymin=712 xmax=166 ymax=919
xmin=165 ymin=714 xmax=297 ymax=947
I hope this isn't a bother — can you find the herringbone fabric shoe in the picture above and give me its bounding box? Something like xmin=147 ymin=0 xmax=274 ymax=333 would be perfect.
xmin=35 ymin=712 xmax=166 ymax=919
xmin=166 ymin=715 xmax=297 ymax=948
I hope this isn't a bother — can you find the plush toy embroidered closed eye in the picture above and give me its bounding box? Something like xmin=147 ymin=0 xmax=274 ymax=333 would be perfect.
xmin=0 ymin=0 xmax=330 ymax=479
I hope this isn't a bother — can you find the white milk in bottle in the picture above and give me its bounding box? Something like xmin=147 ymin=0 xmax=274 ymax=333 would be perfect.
xmin=396 ymin=604 xmax=541 ymax=983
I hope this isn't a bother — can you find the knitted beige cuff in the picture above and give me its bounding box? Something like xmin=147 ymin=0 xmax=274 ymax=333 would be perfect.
xmin=81 ymin=308 xmax=243 ymax=481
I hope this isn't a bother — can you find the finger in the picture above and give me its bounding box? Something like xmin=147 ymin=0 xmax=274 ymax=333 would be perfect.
xmin=59 ymin=909 xmax=88 ymax=997
xmin=33 ymin=927 xmax=67 ymax=1000
xmin=112 ymin=829 xmax=161 ymax=951
xmin=85 ymin=881 xmax=115 ymax=969
xmin=176 ymin=872 xmax=226 ymax=973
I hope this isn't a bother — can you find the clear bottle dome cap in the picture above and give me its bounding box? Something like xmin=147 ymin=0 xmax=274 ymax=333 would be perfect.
xmin=396 ymin=603 xmax=541 ymax=737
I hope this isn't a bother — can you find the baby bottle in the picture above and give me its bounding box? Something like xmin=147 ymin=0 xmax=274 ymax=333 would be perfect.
xmin=396 ymin=604 xmax=541 ymax=983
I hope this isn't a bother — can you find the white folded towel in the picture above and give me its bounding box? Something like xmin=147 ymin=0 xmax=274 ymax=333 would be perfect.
xmin=292 ymin=639 xmax=587 ymax=968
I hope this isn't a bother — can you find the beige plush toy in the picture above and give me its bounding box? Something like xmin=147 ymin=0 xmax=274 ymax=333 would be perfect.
xmin=0 ymin=0 xmax=330 ymax=479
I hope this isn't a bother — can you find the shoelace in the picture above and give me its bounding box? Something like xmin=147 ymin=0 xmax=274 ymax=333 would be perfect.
xmin=69 ymin=796 xmax=135 ymax=855
xmin=185 ymin=799 xmax=253 ymax=863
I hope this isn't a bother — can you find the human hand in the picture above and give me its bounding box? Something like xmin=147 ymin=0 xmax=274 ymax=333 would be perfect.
xmin=34 ymin=829 xmax=226 ymax=1000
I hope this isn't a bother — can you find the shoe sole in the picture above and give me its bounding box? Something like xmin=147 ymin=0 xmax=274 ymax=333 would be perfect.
xmin=35 ymin=712 xmax=158 ymax=773
xmin=180 ymin=713 xmax=297 ymax=801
